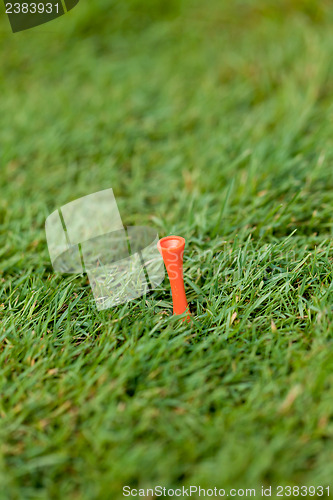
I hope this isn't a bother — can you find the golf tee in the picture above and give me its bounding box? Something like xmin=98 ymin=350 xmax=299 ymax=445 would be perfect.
xmin=157 ymin=235 xmax=191 ymax=321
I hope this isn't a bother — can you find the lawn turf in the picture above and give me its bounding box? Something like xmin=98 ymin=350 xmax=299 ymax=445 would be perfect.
xmin=1 ymin=0 xmax=333 ymax=498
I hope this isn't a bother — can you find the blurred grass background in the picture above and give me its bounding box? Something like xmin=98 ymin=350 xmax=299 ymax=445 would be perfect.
xmin=1 ymin=0 xmax=333 ymax=498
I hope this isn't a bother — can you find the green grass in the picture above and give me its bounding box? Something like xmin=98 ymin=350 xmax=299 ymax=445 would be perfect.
xmin=1 ymin=0 xmax=333 ymax=498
